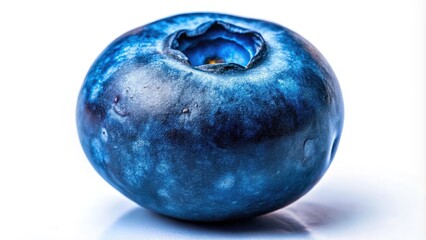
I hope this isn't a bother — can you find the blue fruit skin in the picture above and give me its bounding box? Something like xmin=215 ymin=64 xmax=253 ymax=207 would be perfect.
xmin=76 ymin=13 xmax=344 ymax=222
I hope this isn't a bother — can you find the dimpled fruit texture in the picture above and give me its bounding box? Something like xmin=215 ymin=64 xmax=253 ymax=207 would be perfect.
xmin=76 ymin=12 xmax=344 ymax=221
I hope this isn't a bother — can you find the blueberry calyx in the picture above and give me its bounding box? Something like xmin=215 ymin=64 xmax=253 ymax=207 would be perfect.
xmin=167 ymin=21 xmax=267 ymax=72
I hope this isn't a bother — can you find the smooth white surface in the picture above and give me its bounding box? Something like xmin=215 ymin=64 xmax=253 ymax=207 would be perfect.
xmin=0 ymin=1 xmax=425 ymax=239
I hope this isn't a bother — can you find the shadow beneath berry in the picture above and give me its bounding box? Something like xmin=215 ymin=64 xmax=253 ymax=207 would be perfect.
xmin=102 ymin=198 xmax=357 ymax=239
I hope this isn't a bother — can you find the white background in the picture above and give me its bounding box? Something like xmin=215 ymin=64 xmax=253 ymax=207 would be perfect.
xmin=0 ymin=0 xmax=425 ymax=239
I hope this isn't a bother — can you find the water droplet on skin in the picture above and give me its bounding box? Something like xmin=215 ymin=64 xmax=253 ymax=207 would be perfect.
xmin=101 ymin=128 xmax=108 ymax=142
xmin=182 ymin=108 xmax=190 ymax=114
xmin=114 ymin=96 xmax=119 ymax=103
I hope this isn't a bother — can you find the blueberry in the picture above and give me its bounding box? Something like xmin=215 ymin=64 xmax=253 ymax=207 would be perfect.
xmin=76 ymin=13 xmax=344 ymax=221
